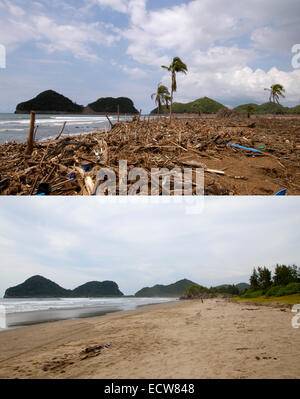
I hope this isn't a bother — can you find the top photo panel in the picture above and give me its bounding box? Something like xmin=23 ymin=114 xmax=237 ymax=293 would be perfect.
xmin=0 ymin=0 xmax=299 ymax=196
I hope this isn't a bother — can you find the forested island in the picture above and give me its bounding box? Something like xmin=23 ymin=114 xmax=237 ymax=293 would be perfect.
xmin=15 ymin=90 xmax=139 ymax=114
xmin=4 ymin=275 xmax=124 ymax=298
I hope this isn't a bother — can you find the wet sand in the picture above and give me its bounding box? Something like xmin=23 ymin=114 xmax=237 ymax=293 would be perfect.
xmin=0 ymin=298 xmax=299 ymax=379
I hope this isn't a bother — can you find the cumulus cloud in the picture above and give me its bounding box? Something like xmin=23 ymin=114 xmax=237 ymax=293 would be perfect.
xmin=111 ymin=59 xmax=148 ymax=78
xmin=167 ymin=66 xmax=300 ymax=105
xmin=0 ymin=0 xmax=120 ymax=61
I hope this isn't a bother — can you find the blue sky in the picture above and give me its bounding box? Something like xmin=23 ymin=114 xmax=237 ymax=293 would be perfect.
xmin=0 ymin=197 xmax=299 ymax=296
xmin=0 ymin=0 xmax=300 ymax=112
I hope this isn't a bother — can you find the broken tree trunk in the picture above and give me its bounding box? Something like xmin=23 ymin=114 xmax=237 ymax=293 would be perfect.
xmin=55 ymin=121 xmax=67 ymax=140
xmin=106 ymin=113 xmax=114 ymax=128
xmin=25 ymin=111 xmax=36 ymax=156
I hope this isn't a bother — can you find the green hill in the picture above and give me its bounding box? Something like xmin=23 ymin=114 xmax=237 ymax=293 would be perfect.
xmin=234 ymin=102 xmax=291 ymax=115
xmin=258 ymin=102 xmax=288 ymax=114
xmin=151 ymin=97 xmax=225 ymax=114
xmin=15 ymin=90 xmax=84 ymax=113
xmin=233 ymin=103 xmax=260 ymax=114
xmin=72 ymin=281 xmax=123 ymax=297
xmin=88 ymin=97 xmax=138 ymax=114
xmin=291 ymin=105 xmax=300 ymax=114
xmin=4 ymin=276 xmax=123 ymax=298
xmin=135 ymin=279 xmax=197 ymax=297
xmin=4 ymin=275 xmax=72 ymax=298
xmin=236 ymin=283 xmax=250 ymax=293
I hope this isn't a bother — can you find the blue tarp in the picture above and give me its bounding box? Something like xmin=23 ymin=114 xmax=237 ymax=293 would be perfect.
xmin=227 ymin=143 xmax=262 ymax=153
xmin=275 ymin=189 xmax=287 ymax=196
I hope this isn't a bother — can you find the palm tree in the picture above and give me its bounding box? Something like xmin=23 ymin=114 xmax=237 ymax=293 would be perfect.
xmin=161 ymin=57 xmax=188 ymax=120
xmin=264 ymin=84 xmax=285 ymax=104
xmin=165 ymin=95 xmax=171 ymax=110
xmin=151 ymin=83 xmax=170 ymax=114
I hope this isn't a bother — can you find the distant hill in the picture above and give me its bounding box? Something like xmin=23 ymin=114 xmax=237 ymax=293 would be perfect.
xmin=72 ymin=281 xmax=123 ymax=297
xmin=236 ymin=283 xmax=250 ymax=293
xmin=234 ymin=102 xmax=296 ymax=115
xmin=4 ymin=275 xmax=71 ymax=298
xmin=88 ymin=97 xmax=139 ymax=114
xmin=233 ymin=103 xmax=261 ymax=114
xmin=15 ymin=90 xmax=84 ymax=113
xmin=209 ymin=282 xmax=249 ymax=294
xmin=135 ymin=279 xmax=197 ymax=297
xmin=4 ymin=275 xmax=124 ymax=298
xmin=291 ymin=105 xmax=300 ymax=114
xmin=182 ymin=284 xmax=210 ymax=298
xmin=151 ymin=97 xmax=225 ymax=114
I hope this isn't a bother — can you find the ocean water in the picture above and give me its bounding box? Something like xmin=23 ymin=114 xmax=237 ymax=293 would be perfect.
xmin=0 ymin=297 xmax=176 ymax=330
xmin=0 ymin=113 xmax=134 ymax=145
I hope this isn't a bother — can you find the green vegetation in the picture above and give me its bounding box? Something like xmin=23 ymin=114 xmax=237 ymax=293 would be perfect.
xmin=4 ymin=275 xmax=71 ymax=298
xmin=15 ymin=91 xmax=138 ymax=114
xmin=183 ymin=284 xmax=210 ymax=298
xmin=151 ymin=97 xmax=225 ymax=114
xmin=234 ymin=102 xmax=292 ymax=115
xmin=71 ymin=281 xmax=123 ymax=297
xmin=15 ymin=90 xmax=84 ymax=113
xmin=209 ymin=284 xmax=240 ymax=295
xmin=235 ymin=282 xmax=250 ymax=293
xmin=4 ymin=275 xmax=124 ymax=298
xmin=234 ymin=103 xmax=260 ymax=114
xmin=182 ymin=282 xmax=246 ymax=299
xmin=161 ymin=56 xmax=188 ymax=120
xmin=291 ymin=105 xmax=300 ymax=114
xmin=264 ymin=283 xmax=300 ymax=297
xmin=258 ymin=102 xmax=288 ymax=114
xmin=245 ymin=104 xmax=256 ymax=118
xmin=135 ymin=279 xmax=197 ymax=297
xmin=232 ymin=294 xmax=300 ymax=306
xmin=88 ymin=97 xmax=138 ymax=114
xmin=241 ymin=264 xmax=300 ymax=299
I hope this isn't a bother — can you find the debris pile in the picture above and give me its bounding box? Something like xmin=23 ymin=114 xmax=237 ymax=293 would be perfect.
xmin=0 ymin=115 xmax=299 ymax=195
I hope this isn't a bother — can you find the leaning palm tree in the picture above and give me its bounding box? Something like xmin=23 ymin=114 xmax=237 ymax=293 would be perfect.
xmin=151 ymin=83 xmax=170 ymax=114
xmin=161 ymin=57 xmax=188 ymax=120
xmin=264 ymin=84 xmax=286 ymax=104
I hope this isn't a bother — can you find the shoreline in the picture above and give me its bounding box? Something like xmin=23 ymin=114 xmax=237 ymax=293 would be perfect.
xmin=0 ymin=298 xmax=177 ymax=330
xmin=0 ymin=298 xmax=299 ymax=379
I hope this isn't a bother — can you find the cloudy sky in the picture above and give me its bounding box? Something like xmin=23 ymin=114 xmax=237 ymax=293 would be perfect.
xmin=0 ymin=197 xmax=299 ymax=297
xmin=0 ymin=0 xmax=300 ymax=112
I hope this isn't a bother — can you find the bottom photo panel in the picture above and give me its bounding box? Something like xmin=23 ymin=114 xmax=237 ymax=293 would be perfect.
xmin=0 ymin=196 xmax=299 ymax=384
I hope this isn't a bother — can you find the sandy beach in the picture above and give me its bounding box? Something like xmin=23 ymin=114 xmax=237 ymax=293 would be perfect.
xmin=0 ymin=298 xmax=299 ymax=379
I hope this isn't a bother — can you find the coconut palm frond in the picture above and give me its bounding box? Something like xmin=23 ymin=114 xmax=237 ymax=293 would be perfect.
xmin=265 ymin=84 xmax=286 ymax=104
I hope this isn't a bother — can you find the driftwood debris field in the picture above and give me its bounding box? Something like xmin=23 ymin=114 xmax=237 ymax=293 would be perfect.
xmin=0 ymin=115 xmax=299 ymax=195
